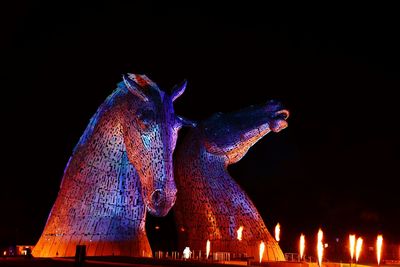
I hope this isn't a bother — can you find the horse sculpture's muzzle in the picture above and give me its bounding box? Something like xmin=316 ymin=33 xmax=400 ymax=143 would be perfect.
xmin=147 ymin=188 xmax=177 ymax=217
xmin=151 ymin=189 xmax=165 ymax=206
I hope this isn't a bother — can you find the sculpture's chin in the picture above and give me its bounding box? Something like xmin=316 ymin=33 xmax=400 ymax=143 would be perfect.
xmin=147 ymin=206 xmax=171 ymax=217
xmin=271 ymin=120 xmax=288 ymax=132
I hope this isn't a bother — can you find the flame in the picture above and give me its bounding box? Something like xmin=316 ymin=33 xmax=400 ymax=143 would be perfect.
xmin=317 ymin=229 xmax=323 ymax=267
xmin=183 ymin=247 xmax=191 ymax=259
xmin=206 ymin=240 xmax=210 ymax=259
xmin=300 ymin=234 xmax=305 ymax=260
xmin=349 ymin=234 xmax=356 ymax=261
xmin=275 ymin=223 xmax=281 ymax=242
xmin=356 ymin=237 xmax=363 ymax=263
xmin=237 ymin=226 xmax=244 ymax=241
xmin=259 ymin=241 xmax=265 ymax=263
xmin=377 ymin=235 xmax=383 ymax=265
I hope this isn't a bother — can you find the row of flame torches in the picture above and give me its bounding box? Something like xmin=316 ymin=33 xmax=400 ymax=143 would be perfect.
xmin=284 ymin=224 xmax=384 ymax=266
xmin=307 ymin=228 xmax=383 ymax=267
xmin=202 ymin=223 xmax=384 ymax=265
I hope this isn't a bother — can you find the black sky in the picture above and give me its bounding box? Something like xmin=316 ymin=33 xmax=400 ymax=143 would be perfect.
xmin=1 ymin=1 xmax=400 ymax=255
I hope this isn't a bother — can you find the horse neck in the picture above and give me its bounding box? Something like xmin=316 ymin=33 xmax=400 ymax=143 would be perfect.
xmin=176 ymin=129 xmax=229 ymax=181
xmin=72 ymin=88 xmax=127 ymax=153
xmin=176 ymin=128 xmax=263 ymax=222
xmin=61 ymin=88 xmax=133 ymax=186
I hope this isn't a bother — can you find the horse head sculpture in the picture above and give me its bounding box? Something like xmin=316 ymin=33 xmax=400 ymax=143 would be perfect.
xmin=33 ymin=73 xmax=193 ymax=257
xmin=174 ymin=99 xmax=289 ymax=261
xmin=120 ymin=73 xmax=194 ymax=216
xmin=202 ymin=100 xmax=289 ymax=164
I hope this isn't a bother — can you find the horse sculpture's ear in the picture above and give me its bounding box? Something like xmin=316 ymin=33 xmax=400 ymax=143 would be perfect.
xmin=171 ymin=79 xmax=187 ymax=102
xmin=177 ymin=116 xmax=197 ymax=128
xmin=122 ymin=74 xmax=149 ymax=102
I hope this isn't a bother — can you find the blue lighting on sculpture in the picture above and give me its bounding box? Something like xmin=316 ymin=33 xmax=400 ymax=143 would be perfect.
xmin=32 ymin=73 xmax=288 ymax=262
xmin=33 ymin=74 xmax=192 ymax=257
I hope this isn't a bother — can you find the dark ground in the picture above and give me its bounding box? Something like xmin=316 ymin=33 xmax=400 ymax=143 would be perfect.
xmin=0 ymin=256 xmax=273 ymax=267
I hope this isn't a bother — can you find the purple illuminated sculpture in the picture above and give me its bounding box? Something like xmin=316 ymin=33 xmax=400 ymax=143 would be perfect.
xmin=33 ymin=74 xmax=192 ymax=257
xmin=174 ymin=100 xmax=289 ymax=261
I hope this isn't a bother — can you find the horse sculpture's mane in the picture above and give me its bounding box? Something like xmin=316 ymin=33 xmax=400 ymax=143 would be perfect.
xmin=70 ymin=75 xmax=162 ymax=155
xmin=72 ymin=87 xmax=123 ymax=154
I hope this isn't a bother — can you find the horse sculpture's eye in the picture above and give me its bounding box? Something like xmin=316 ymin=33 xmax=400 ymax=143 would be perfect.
xmin=138 ymin=109 xmax=155 ymax=130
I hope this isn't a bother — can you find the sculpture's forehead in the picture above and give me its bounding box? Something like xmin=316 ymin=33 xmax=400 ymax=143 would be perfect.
xmin=128 ymin=73 xmax=160 ymax=90
xmin=121 ymin=87 xmax=169 ymax=115
xmin=199 ymin=105 xmax=274 ymax=148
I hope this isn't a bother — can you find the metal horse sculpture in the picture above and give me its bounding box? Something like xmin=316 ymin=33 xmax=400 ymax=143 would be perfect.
xmin=33 ymin=74 xmax=191 ymax=257
xmin=174 ymin=100 xmax=289 ymax=261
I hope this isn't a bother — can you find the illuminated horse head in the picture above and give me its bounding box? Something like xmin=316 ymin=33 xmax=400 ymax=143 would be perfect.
xmin=120 ymin=74 xmax=194 ymax=216
xmin=173 ymin=100 xmax=289 ymax=260
xmin=201 ymin=100 xmax=289 ymax=164
xmin=33 ymin=73 xmax=193 ymax=258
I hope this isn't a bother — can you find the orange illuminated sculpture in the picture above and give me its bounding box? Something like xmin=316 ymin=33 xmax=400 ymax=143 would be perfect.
xmin=174 ymin=100 xmax=288 ymax=261
xmin=33 ymin=74 xmax=192 ymax=257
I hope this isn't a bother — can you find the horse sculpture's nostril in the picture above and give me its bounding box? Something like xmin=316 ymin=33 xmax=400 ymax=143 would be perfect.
xmin=151 ymin=190 xmax=165 ymax=206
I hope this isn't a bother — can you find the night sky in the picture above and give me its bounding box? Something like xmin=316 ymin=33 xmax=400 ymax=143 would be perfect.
xmin=2 ymin=1 xmax=400 ymax=258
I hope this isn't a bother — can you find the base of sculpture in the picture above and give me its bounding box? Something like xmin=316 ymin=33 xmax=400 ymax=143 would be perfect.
xmin=32 ymin=233 xmax=152 ymax=257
